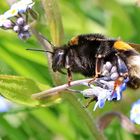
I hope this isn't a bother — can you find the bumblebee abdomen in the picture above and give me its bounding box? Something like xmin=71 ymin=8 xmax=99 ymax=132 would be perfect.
xmin=128 ymin=77 xmax=140 ymax=89
xmin=127 ymin=55 xmax=140 ymax=89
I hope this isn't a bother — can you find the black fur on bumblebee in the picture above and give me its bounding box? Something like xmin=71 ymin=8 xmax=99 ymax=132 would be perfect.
xmin=28 ymin=33 xmax=140 ymax=90
xmin=50 ymin=33 xmax=140 ymax=89
xmin=29 ymin=33 xmax=140 ymax=109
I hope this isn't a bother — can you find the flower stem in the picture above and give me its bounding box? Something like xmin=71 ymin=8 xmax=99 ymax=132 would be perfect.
xmin=32 ymin=78 xmax=92 ymax=99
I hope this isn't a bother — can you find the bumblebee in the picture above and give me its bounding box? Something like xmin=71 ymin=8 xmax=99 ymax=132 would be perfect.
xmin=51 ymin=33 xmax=140 ymax=89
xmin=28 ymin=33 xmax=140 ymax=90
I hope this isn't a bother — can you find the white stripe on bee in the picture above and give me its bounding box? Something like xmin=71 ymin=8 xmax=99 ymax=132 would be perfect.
xmin=58 ymin=52 xmax=64 ymax=55
xmin=127 ymin=55 xmax=140 ymax=78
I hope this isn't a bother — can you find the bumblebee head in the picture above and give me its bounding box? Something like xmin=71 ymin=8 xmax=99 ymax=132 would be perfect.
xmin=52 ymin=48 xmax=66 ymax=72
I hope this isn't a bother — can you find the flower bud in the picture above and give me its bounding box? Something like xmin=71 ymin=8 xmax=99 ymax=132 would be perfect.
xmin=2 ymin=19 xmax=13 ymax=29
xmin=111 ymin=72 xmax=119 ymax=80
xmin=102 ymin=70 xmax=109 ymax=76
xmin=23 ymin=25 xmax=29 ymax=31
xmin=110 ymin=66 xmax=117 ymax=73
xmin=13 ymin=25 xmax=20 ymax=32
xmin=16 ymin=17 xmax=25 ymax=26
xmin=105 ymin=62 xmax=112 ymax=71
xmin=18 ymin=31 xmax=30 ymax=40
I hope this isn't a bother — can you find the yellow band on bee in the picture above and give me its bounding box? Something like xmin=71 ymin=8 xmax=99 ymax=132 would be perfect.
xmin=113 ymin=41 xmax=133 ymax=51
xmin=69 ymin=36 xmax=79 ymax=46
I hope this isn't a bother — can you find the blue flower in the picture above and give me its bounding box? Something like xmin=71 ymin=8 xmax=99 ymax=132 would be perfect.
xmin=0 ymin=96 xmax=11 ymax=112
xmin=130 ymin=99 xmax=140 ymax=124
xmin=4 ymin=8 xmax=18 ymax=19
xmin=80 ymin=77 xmax=129 ymax=111
xmin=10 ymin=0 xmax=35 ymax=14
xmin=2 ymin=0 xmax=35 ymax=19
xmin=81 ymin=85 xmax=113 ymax=111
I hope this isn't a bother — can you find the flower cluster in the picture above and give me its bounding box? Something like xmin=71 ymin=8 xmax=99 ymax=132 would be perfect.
xmin=0 ymin=0 xmax=36 ymax=40
xmin=130 ymin=99 xmax=140 ymax=124
xmin=72 ymin=61 xmax=129 ymax=111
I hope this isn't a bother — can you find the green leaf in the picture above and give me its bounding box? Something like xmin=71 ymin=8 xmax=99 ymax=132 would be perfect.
xmin=0 ymin=75 xmax=50 ymax=106
xmin=0 ymin=41 xmax=52 ymax=84
xmin=0 ymin=116 xmax=27 ymax=140
xmin=42 ymin=0 xmax=64 ymax=46
xmin=98 ymin=0 xmax=134 ymax=39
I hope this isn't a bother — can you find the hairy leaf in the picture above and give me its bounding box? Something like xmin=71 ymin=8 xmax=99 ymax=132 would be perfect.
xmin=0 ymin=75 xmax=51 ymax=106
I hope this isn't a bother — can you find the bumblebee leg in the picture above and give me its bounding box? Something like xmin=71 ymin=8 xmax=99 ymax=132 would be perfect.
xmin=67 ymin=88 xmax=97 ymax=108
xmin=83 ymin=97 xmax=97 ymax=108
xmin=88 ymin=57 xmax=103 ymax=85
xmin=88 ymin=41 xmax=111 ymax=85
xmin=67 ymin=68 xmax=72 ymax=86
xmin=112 ymin=77 xmax=124 ymax=93
xmin=65 ymin=55 xmax=73 ymax=86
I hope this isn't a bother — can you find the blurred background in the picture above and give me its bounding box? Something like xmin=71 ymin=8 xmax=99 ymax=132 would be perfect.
xmin=0 ymin=0 xmax=140 ymax=139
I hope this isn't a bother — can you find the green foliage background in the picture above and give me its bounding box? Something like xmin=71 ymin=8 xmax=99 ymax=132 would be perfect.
xmin=0 ymin=0 xmax=140 ymax=140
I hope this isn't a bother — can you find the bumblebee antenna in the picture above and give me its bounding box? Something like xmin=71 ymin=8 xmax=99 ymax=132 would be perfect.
xmin=26 ymin=48 xmax=54 ymax=54
xmin=38 ymin=33 xmax=55 ymax=48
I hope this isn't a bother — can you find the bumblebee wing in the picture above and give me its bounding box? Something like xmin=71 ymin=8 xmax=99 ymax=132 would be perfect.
xmin=128 ymin=43 xmax=140 ymax=52
xmin=85 ymin=35 xmax=140 ymax=52
xmin=69 ymin=34 xmax=112 ymax=46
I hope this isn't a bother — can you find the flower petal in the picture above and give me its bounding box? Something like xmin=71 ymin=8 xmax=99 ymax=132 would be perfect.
xmin=93 ymin=101 xmax=99 ymax=111
xmin=130 ymin=99 xmax=140 ymax=124
xmin=2 ymin=19 xmax=13 ymax=29
xmin=0 ymin=96 xmax=11 ymax=112
xmin=11 ymin=0 xmax=35 ymax=14
xmin=98 ymin=99 xmax=106 ymax=108
xmin=4 ymin=9 xmax=18 ymax=18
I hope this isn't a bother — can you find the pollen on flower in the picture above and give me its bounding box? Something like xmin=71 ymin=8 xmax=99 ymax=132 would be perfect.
xmin=134 ymin=107 xmax=139 ymax=114
xmin=11 ymin=9 xmax=17 ymax=15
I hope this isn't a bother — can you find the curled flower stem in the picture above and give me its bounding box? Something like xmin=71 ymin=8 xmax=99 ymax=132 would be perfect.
xmin=32 ymin=78 xmax=92 ymax=100
xmin=98 ymin=111 xmax=140 ymax=134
